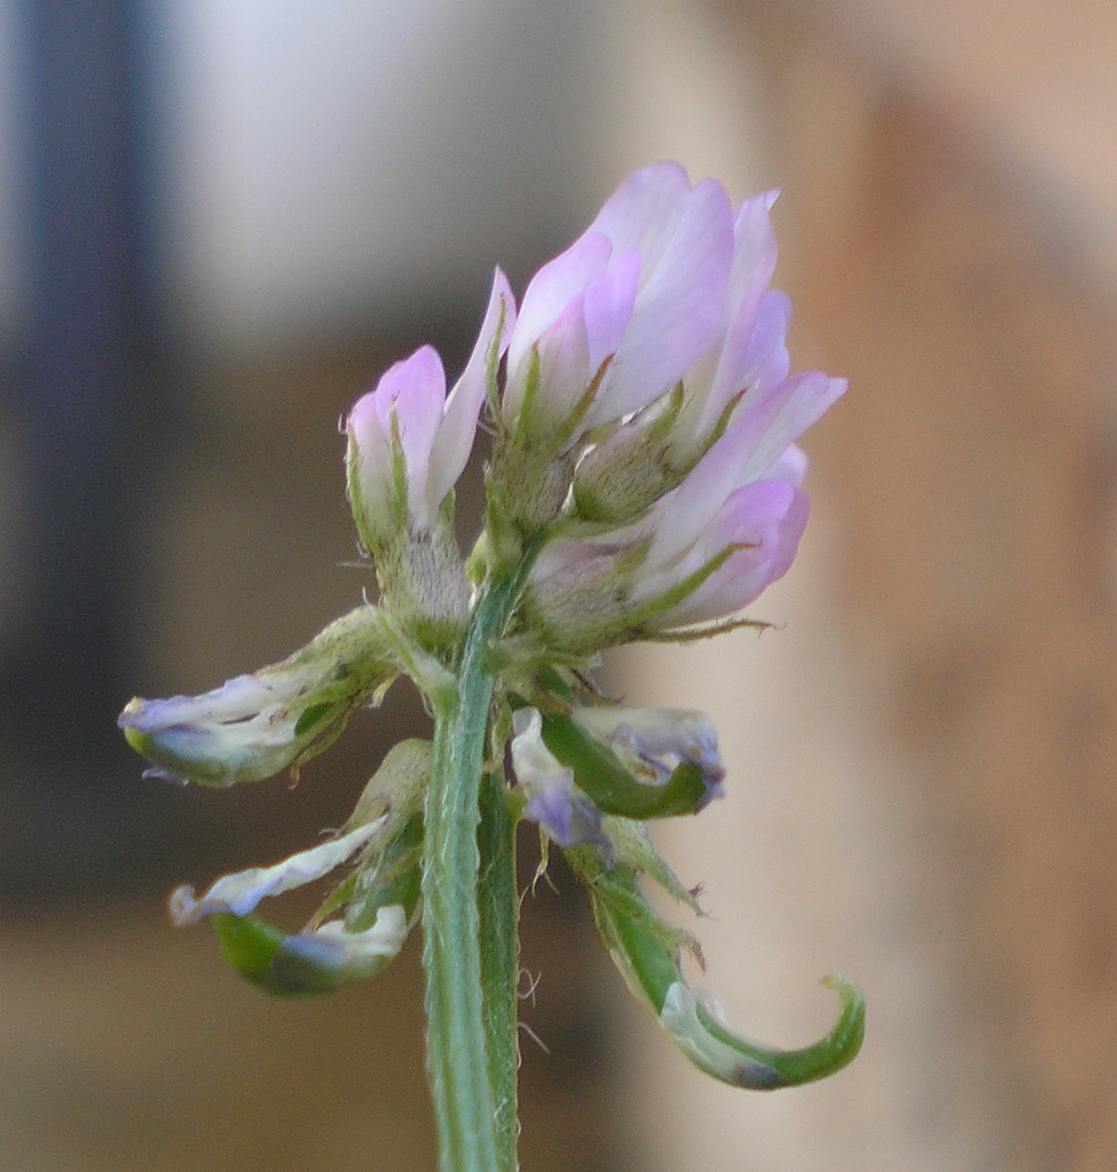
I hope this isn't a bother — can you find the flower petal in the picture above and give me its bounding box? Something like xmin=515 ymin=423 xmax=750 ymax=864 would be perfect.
xmin=586 ymin=161 xmax=692 ymax=266
xmin=593 ymin=178 xmax=734 ymax=424
xmin=510 ymin=708 xmax=605 ymax=848
xmin=507 ymin=229 xmax=612 ymax=389
xmin=430 ymin=267 xmax=516 ymax=509
xmin=380 ymin=346 xmax=447 ymax=531
xmin=169 ymin=817 xmax=388 ymax=925
xmin=654 ymin=480 xmax=810 ymax=627
xmin=583 ymin=247 xmax=641 ymax=373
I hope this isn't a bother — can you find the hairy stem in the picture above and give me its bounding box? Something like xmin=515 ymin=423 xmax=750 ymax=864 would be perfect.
xmin=478 ymin=770 xmax=519 ymax=1168
xmin=421 ymin=576 xmax=521 ymax=1171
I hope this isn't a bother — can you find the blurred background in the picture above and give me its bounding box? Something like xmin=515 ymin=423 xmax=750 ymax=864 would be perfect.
xmin=2 ymin=1 xmax=1116 ymax=1168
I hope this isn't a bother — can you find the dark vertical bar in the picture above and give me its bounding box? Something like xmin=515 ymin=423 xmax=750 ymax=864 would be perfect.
xmin=5 ymin=1 xmax=162 ymax=889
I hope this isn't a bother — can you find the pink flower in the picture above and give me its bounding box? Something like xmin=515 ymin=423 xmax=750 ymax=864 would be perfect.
xmin=346 ymin=269 xmax=515 ymax=548
xmin=572 ymin=190 xmax=800 ymax=523
xmin=524 ymin=368 xmax=845 ymax=647
xmin=501 ymin=162 xmax=735 ymax=438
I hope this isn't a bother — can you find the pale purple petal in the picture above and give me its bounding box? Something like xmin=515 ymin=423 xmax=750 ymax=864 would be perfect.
xmin=510 ymin=708 xmax=605 ymax=848
xmin=377 ymin=346 xmax=446 ymax=530
xmin=507 ymin=230 xmax=611 ymax=381
xmin=429 ymin=268 xmax=516 ymax=509
xmin=658 ymin=480 xmax=810 ymax=627
xmin=583 ymin=248 xmax=640 ymax=372
xmin=347 ymin=390 xmax=394 ymax=530
xmin=529 ymin=294 xmax=592 ymax=425
xmin=648 ymin=416 xmax=754 ymax=567
xmin=736 ymin=290 xmax=792 ymax=401
xmin=587 ymin=161 xmax=692 ymax=265
xmin=770 ymin=443 xmax=808 ymax=486
xmin=592 ymin=178 xmax=734 ymax=425
xmin=694 ymin=268 xmax=786 ymax=441
xmin=168 ymin=817 xmax=387 ymax=925
xmin=119 ymin=673 xmax=278 ymax=731
xmin=278 ymin=907 xmax=408 ymax=977
xmin=734 ymin=372 xmax=846 ymax=484
xmin=728 ymin=190 xmax=779 ymax=301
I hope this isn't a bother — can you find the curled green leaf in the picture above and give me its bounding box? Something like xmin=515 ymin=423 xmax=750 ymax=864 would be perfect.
xmin=569 ymin=852 xmax=864 ymax=1089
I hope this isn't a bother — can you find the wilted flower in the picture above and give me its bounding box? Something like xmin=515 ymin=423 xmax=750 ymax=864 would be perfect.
xmin=118 ymin=606 xmax=395 ymax=787
xmin=511 ymin=704 xmax=726 ymax=849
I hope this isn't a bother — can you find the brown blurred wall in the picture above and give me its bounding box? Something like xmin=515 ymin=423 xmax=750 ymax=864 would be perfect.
xmin=606 ymin=2 xmax=1117 ymax=1168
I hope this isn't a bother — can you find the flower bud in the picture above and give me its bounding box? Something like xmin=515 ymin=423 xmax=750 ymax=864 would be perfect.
xmin=346 ymin=269 xmax=514 ymax=638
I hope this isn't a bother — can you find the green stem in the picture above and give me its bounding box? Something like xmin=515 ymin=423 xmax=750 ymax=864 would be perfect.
xmin=421 ymin=576 xmax=521 ymax=1171
xmin=478 ymin=771 xmax=519 ymax=1168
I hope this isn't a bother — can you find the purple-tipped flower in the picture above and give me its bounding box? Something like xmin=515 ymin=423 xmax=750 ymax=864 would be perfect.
xmin=525 ymin=367 xmax=844 ymax=648
xmin=118 ymin=606 xmax=395 ymax=788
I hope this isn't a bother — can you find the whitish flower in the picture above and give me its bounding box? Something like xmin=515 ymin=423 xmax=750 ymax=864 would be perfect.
xmin=118 ymin=606 xmax=395 ymax=788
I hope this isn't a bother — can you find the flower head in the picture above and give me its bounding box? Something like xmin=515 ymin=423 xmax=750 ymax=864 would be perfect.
xmin=120 ymin=161 xmax=862 ymax=1111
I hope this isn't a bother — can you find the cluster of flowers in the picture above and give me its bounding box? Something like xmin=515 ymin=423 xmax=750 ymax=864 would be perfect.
xmin=120 ymin=163 xmax=860 ymax=1087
